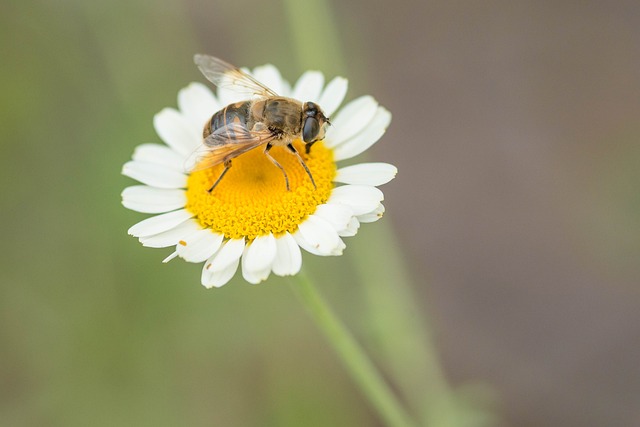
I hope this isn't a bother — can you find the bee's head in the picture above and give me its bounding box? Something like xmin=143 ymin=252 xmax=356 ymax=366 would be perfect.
xmin=302 ymin=102 xmax=331 ymax=148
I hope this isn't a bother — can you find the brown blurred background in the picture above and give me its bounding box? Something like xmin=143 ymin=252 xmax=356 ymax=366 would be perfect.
xmin=1 ymin=0 xmax=639 ymax=426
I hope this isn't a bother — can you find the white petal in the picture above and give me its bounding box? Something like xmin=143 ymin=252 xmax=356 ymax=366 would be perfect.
xmin=178 ymin=82 xmax=220 ymax=129
xmin=176 ymin=229 xmax=224 ymax=263
xmin=252 ymin=64 xmax=284 ymax=96
xmin=358 ymin=203 xmax=386 ymax=223
xmin=153 ymin=108 xmax=201 ymax=156
xmin=296 ymin=215 xmax=345 ymax=256
xmin=292 ymin=71 xmax=324 ymax=102
xmin=241 ymin=260 xmax=262 ymax=284
xmin=328 ymin=185 xmax=384 ymax=216
xmin=325 ymin=96 xmax=378 ymax=148
xmin=280 ymin=78 xmax=292 ymax=97
xmin=272 ymin=233 xmax=302 ymax=276
xmin=339 ymin=217 xmax=360 ymax=237
xmin=201 ymin=257 xmax=239 ymax=288
xmin=333 ymin=107 xmax=392 ymax=161
xmin=208 ymin=238 xmax=246 ymax=272
xmin=122 ymin=161 xmax=187 ymax=189
xmin=132 ymin=143 xmax=186 ymax=172
xmin=334 ymin=163 xmax=397 ymax=186
xmin=139 ymin=220 xmax=202 ymax=248
xmin=318 ymin=76 xmax=348 ymax=117
xmin=122 ymin=186 xmax=186 ymax=214
xmin=313 ymin=204 xmax=353 ymax=235
xmin=292 ymin=231 xmax=323 ymax=256
xmin=201 ymin=238 xmax=245 ymax=288
xmin=200 ymin=258 xmax=240 ymax=289
xmin=128 ymin=209 xmax=194 ymax=237
xmin=241 ymin=234 xmax=277 ymax=284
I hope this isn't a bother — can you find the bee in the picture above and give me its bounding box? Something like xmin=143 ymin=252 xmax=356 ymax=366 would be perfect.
xmin=192 ymin=54 xmax=331 ymax=193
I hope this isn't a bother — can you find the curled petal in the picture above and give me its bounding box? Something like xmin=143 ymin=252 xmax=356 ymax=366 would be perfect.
xmin=358 ymin=204 xmax=386 ymax=223
xmin=338 ymin=217 xmax=360 ymax=237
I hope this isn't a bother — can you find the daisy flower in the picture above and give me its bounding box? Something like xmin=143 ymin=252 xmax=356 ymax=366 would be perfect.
xmin=122 ymin=57 xmax=395 ymax=288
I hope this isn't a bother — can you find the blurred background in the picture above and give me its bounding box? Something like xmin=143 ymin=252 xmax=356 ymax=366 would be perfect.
xmin=1 ymin=0 xmax=639 ymax=426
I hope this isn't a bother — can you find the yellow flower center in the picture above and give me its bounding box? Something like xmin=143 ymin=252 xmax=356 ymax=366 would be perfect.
xmin=186 ymin=140 xmax=335 ymax=240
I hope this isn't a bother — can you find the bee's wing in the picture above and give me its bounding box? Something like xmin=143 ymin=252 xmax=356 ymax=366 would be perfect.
xmin=186 ymin=123 xmax=276 ymax=172
xmin=194 ymin=54 xmax=279 ymax=98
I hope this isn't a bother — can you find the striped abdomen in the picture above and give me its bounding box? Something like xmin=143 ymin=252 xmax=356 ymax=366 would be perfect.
xmin=203 ymin=101 xmax=252 ymax=143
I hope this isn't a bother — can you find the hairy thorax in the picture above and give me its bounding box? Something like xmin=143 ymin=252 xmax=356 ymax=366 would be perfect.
xmin=252 ymin=97 xmax=303 ymax=138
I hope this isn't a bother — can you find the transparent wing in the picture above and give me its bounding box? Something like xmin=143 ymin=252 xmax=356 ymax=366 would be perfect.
xmin=203 ymin=122 xmax=273 ymax=147
xmin=185 ymin=123 xmax=276 ymax=172
xmin=194 ymin=54 xmax=279 ymax=98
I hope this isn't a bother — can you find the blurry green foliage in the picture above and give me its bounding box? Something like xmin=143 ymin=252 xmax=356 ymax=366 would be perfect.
xmin=0 ymin=1 xmax=381 ymax=425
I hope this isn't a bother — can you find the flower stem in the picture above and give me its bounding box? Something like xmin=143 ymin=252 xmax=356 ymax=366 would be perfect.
xmin=281 ymin=0 xmax=346 ymax=76
xmin=350 ymin=226 xmax=457 ymax=425
xmin=290 ymin=269 xmax=417 ymax=427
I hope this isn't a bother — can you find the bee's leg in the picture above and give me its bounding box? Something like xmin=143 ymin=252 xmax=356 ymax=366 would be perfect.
xmin=264 ymin=143 xmax=290 ymax=191
xmin=207 ymin=159 xmax=232 ymax=193
xmin=305 ymin=141 xmax=316 ymax=154
xmin=288 ymin=143 xmax=317 ymax=190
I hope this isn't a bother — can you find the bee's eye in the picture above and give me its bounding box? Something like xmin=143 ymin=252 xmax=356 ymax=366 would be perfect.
xmin=302 ymin=117 xmax=320 ymax=143
xmin=305 ymin=102 xmax=319 ymax=115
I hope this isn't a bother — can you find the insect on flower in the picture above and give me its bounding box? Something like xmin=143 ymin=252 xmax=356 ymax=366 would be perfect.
xmin=123 ymin=55 xmax=395 ymax=288
xmin=193 ymin=55 xmax=332 ymax=192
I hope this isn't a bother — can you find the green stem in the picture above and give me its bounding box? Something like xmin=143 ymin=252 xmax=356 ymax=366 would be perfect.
xmin=290 ymin=269 xmax=417 ymax=427
xmin=350 ymin=225 xmax=457 ymax=425
xmin=281 ymin=0 xmax=346 ymax=76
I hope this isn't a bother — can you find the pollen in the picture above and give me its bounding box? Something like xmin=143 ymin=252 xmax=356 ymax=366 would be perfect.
xmin=186 ymin=140 xmax=335 ymax=240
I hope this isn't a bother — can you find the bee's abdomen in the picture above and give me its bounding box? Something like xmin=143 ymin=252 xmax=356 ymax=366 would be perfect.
xmin=205 ymin=101 xmax=251 ymax=138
